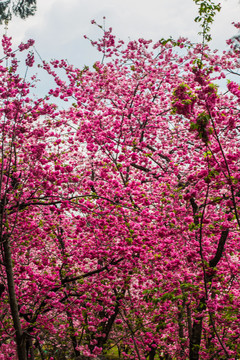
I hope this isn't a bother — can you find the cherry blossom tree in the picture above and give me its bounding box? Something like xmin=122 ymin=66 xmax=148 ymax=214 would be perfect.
xmin=0 ymin=16 xmax=240 ymax=360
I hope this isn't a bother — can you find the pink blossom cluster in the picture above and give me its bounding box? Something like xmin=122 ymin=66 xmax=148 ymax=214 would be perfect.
xmin=18 ymin=39 xmax=35 ymax=51
xmin=1 ymin=35 xmax=13 ymax=57
xmin=227 ymin=81 xmax=240 ymax=100
xmin=25 ymin=51 xmax=35 ymax=67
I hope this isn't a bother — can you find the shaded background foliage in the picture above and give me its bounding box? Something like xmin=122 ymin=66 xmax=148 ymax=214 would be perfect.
xmin=0 ymin=0 xmax=36 ymax=24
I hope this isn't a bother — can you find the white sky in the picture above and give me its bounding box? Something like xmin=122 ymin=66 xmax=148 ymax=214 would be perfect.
xmin=1 ymin=0 xmax=239 ymax=68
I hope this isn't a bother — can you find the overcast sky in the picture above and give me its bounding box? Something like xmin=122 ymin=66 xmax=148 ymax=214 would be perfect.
xmin=0 ymin=0 xmax=239 ymax=68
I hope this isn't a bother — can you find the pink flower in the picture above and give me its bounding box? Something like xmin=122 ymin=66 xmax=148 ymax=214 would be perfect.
xmin=25 ymin=52 xmax=35 ymax=67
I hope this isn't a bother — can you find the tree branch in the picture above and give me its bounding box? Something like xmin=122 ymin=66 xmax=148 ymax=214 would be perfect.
xmin=209 ymin=229 xmax=229 ymax=268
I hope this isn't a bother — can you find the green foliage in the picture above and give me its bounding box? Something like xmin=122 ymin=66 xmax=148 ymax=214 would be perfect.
xmin=93 ymin=62 xmax=100 ymax=72
xmin=159 ymin=37 xmax=188 ymax=48
xmin=193 ymin=0 xmax=221 ymax=42
xmin=190 ymin=112 xmax=211 ymax=143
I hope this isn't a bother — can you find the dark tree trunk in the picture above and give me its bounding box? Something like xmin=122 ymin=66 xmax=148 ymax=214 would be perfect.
xmin=148 ymin=346 xmax=156 ymax=360
xmin=189 ymin=230 xmax=229 ymax=360
xmin=189 ymin=315 xmax=203 ymax=360
xmin=3 ymin=237 xmax=27 ymax=360
xmin=26 ymin=336 xmax=35 ymax=360
xmin=178 ymin=298 xmax=186 ymax=358
xmin=67 ymin=310 xmax=81 ymax=358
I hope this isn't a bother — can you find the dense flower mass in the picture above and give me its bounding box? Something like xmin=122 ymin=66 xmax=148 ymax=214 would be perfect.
xmin=227 ymin=80 xmax=240 ymax=100
xmin=0 ymin=23 xmax=239 ymax=360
